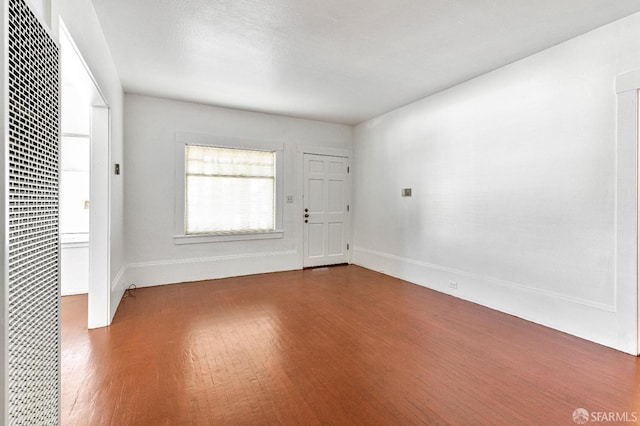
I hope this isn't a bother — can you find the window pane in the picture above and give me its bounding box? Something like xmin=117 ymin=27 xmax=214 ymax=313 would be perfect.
xmin=60 ymin=136 xmax=90 ymax=235
xmin=185 ymin=145 xmax=276 ymax=234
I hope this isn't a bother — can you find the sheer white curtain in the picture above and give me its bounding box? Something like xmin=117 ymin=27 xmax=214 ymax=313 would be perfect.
xmin=185 ymin=145 xmax=276 ymax=234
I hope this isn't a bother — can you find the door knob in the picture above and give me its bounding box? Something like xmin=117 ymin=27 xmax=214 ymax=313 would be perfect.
xmin=304 ymin=214 xmax=309 ymax=218
xmin=305 ymin=208 xmax=309 ymax=212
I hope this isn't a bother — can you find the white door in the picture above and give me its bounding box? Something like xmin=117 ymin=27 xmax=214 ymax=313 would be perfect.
xmin=303 ymin=154 xmax=350 ymax=267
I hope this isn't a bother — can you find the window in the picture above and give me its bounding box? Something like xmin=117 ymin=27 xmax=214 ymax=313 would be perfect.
xmin=174 ymin=132 xmax=284 ymax=244
xmin=185 ymin=145 xmax=276 ymax=234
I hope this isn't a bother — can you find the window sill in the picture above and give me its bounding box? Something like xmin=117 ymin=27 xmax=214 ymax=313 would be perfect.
xmin=174 ymin=230 xmax=284 ymax=245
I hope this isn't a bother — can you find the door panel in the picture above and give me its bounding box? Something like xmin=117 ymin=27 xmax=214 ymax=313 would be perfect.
xmin=309 ymin=179 xmax=324 ymax=212
xmin=328 ymin=222 xmax=345 ymax=256
xmin=328 ymin=161 xmax=343 ymax=174
xmin=308 ymin=224 xmax=325 ymax=258
xmin=329 ymin=180 xmax=344 ymax=212
xmin=303 ymin=154 xmax=349 ymax=267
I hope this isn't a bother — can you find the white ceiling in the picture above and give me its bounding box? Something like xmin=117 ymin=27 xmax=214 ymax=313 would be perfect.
xmin=91 ymin=0 xmax=640 ymax=125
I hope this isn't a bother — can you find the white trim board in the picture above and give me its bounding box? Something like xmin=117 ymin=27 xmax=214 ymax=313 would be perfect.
xmin=356 ymin=247 xmax=614 ymax=311
xmin=126 ymin=250 xmax=299 ymax=288
xmin=87 ymin=106 xmax=111 ymax=329
xmin=296 ymin=144 xmax=351 ymax=158
xmin=110 ymin=264 xmax=126 ymax=321
xmin=353 ymin=246 xmax=622 ymax=351
xmin=614 ymin=70 xmax=640 ymax=355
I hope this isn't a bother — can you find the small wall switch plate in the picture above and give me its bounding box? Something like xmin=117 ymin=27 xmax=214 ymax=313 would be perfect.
xmin=286 ymin=195 xmax=294 ymax=203
xmin=401 ymin=188 xmax=412 ymax=197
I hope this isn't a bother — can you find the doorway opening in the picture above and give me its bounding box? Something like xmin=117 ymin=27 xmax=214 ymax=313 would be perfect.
xmin=59 ymin=21 xmax=111 ymax=329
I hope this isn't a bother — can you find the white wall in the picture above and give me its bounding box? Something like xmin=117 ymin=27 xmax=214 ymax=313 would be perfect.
xmin=124 ymin=94 xmax=352 ymax=286
xmin=353 ymin=12 xmax=640 ymax=353
xmin=51 ymin=0 xmax=127 ymax=318
xmin=60 ymin=243 xmax=88 ymax=295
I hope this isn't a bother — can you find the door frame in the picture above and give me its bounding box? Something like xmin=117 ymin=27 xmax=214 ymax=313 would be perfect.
xmin=59 ymin=21 xmax=111 ymax=329
xmin=87 ymin=106 xmax=110 ymax=328
xmin=297 ymin=145 xmax=352 ymax=268
xmin=615 ymin=70 xmax=640 ymax=355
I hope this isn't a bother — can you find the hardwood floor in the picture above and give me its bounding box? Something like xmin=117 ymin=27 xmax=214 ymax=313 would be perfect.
xmin=61 ymin=265 xmax=640 ymax=425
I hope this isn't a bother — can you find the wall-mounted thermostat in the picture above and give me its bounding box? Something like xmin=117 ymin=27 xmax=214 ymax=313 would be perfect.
xmin=401 ymin=188 xmax=412 ymax=197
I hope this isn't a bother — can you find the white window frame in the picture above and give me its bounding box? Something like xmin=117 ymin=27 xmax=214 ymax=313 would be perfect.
xmin=174 ymin=132 xmax=284 ymax=244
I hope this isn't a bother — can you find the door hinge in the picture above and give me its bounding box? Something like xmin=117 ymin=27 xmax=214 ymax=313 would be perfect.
xmin=347 ymin=166 xmax=350 ymax=173
xmin=347 ymin=243 xmax=350 ymax=250
xmin=347 ymin=204 xmax=350 ymax=212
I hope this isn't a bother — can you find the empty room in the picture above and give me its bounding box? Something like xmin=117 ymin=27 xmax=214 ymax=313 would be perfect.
xmin=2 ymin=0 xmax=640 ymax=424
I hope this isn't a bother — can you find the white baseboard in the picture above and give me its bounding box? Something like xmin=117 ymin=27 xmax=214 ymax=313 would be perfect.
xmin=110 ymin=264 xmax=127 ymax=321
xmin=126 ymin=250 xmax=300 ymax=288
xmin=60 ymin=289 xmax=88 ymax=297
xmin=353 ymin=246 xmax=623 ymax=352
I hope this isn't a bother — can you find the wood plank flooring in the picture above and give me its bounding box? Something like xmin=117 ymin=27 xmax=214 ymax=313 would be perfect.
xmin=61 ymin=265 xmax=640 ymax=425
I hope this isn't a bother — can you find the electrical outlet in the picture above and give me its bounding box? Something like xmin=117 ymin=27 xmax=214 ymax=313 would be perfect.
xmin=448 ymin=281 xmax=458 ymax=289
